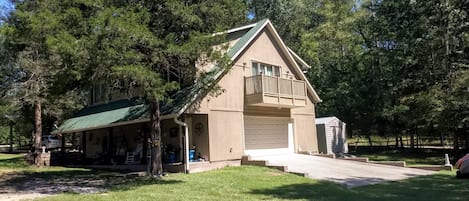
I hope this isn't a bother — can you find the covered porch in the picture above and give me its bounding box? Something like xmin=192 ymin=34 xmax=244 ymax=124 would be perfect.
xmin=53 ymin=99 xmax=212 ymax=173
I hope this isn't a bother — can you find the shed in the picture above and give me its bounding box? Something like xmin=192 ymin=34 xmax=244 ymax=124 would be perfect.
xmin=315 ymin=117 xmax=348 ymax=155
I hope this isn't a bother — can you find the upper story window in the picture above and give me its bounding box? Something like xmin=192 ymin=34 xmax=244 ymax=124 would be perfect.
xmin=252 ymin=62 xmax=281 ymax=77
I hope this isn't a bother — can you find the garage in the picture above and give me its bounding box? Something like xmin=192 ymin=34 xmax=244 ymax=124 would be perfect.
xmin=244 ymin=116 xmax=294 ymax=156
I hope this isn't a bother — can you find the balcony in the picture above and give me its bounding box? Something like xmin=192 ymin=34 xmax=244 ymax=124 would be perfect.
xmin=245 ymin=75 xmax=307 ymax=108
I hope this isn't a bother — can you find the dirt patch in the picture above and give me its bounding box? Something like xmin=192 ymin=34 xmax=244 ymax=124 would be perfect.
xmin=0 ymin=170 xmax=133 ymax=201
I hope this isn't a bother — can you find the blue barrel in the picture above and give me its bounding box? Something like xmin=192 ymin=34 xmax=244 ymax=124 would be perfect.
xmin=168 ymin=152 xmax=176 ymax=163
xmin=189 ymin=149 xmax=196 ymax=162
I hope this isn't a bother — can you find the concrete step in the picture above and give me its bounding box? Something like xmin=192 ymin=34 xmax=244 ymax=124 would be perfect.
xmin=241 ymin=155 xmax=288 ymax=172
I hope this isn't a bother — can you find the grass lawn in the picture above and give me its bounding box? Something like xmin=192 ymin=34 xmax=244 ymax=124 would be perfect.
xmin=0 ymin=153 xmax=30 ymax=174
xmin=0 ymin=153 xmax=89 ymax=174
xmin=1 ymin=153 xmax=468 ymax=201
xmin=40 ymin=167 xmax=468 ymax=201
xmin=348 ymin=146 xmax=449 ymax=165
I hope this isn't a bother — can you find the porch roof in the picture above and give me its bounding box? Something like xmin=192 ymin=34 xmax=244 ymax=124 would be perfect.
xmin=53 ymin=99 xmax=149 ymax=134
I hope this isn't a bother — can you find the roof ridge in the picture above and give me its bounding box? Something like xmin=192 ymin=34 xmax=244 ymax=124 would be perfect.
xmin=227 ymin=19 xmax=270 ymax=59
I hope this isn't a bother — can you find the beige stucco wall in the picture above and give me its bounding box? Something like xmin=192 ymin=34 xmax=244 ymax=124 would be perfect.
xmin=236 ymin=30 xmax=296 ymax=79
xmin=208 ymin=111 xmax=244 ymax=161
xmin=291 ymin=98 xmax=318 ymax=153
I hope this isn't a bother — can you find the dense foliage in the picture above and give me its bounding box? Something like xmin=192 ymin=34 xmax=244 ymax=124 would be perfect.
xmin=252 ymin=0 xmax=468 ymax=151
xmin=0 ymin=0 xmax=467 ymax=159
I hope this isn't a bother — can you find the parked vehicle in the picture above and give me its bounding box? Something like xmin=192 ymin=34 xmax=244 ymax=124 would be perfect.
xmin=41 ymin=135 xmax=61 ymax=150
xmin=456 ymin=154 xmax=469 ymax=179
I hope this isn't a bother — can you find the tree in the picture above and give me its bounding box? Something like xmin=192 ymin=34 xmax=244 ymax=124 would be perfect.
xmin=0 ymin=0 xmax=63 ymax=152
xmin=113 ymin=0 xmax=247 ymax=176
xmin=44 ymin=0 xmax=247 ymax=175
xmin=249 ymin=0 xmax=321 ymax=50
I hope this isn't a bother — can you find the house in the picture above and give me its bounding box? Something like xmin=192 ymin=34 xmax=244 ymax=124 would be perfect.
xmin=315 ymin=117 xmax=348 ymax=155
xmin=53 ymin=19 xmax=322 ymax=173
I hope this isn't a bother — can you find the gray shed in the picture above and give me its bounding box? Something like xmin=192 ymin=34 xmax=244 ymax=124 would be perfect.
xmin=315 ymin=117 xmax=348 ymax=155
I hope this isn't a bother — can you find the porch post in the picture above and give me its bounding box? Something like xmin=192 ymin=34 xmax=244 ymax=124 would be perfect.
xmin=174 ymin=115 xmax=189 ymax=173
xmin=82 ymin=131 xmax=87 ymax=159
xmin=108 ymin=127 xmax=114 ymax=162
xmin=184 ymin=124 xmax=189 ymax=173
xmin=61 ymin=134 xmax=66 ymax=164
xmin=141 ymin=125 xmax=148 ymax=164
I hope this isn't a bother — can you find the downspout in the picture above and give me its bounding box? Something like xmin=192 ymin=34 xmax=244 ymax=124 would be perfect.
xmin=174 ymin=116 xmax=189 ymax=174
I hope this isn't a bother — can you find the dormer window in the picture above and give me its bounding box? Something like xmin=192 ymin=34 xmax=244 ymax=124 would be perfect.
xmin=252 ymin=62 xmax=281 ymax=77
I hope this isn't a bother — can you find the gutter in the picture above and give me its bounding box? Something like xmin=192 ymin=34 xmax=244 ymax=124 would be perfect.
xmin=173 ymin=115 xmax=190 ymax=174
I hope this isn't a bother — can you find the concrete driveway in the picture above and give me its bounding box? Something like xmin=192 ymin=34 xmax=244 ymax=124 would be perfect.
xmin=250 ymin=154 xmax=435 ymax=187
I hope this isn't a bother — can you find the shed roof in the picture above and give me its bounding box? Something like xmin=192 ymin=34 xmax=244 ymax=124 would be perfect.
xmin=315 ymin=116 xmax=341 ymax=125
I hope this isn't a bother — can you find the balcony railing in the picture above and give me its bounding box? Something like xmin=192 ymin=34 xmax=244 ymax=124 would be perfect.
xmin=245 ymin=75 xmax=307 ymax=108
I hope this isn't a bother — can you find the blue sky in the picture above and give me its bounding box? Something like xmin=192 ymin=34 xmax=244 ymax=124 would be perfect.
xmin=0 ymin=0 xmax=13 ymax=19
xmin=0 ymin=0 xmax=13 ymax=10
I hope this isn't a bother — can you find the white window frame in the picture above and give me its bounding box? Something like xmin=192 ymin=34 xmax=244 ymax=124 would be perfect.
xmin=251 ymin=61 xmax=281 ymax=77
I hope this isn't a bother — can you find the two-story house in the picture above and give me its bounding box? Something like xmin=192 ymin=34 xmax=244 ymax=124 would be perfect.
xmin=54 ymin=19 xmax=322 ymax=173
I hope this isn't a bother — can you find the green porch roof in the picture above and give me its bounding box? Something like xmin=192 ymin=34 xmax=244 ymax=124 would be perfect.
xmin=54 ymin=100 xmax=148 ymax=133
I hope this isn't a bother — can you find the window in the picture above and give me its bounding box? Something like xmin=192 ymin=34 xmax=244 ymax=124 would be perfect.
xmin=252 ymin=62 xmax=281 ymax=77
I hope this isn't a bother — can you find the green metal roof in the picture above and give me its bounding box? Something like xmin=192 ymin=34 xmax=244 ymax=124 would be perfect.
xmin=227 ymin=19 xmax=268 ymax=59
xmin=55 ymin=20 xmax=268 ymax=134
xmin=55 ymin=102 xmax=148 ymax=133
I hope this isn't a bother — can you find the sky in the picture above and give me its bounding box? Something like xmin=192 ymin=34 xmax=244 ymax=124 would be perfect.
xmin=0 ymin=0 xmax=13 ymax=20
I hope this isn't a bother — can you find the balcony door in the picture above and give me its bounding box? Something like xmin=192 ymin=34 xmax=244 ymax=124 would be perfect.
xmin=252 ymin=62 xmax=281 ymax=77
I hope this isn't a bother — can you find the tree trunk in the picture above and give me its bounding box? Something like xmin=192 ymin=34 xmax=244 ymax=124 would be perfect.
xmin=367 ymin=135 xmax=373 ymax=147
xmin=399 ymin=136 xmax=403 ymax=148
xmin=453 ymin=132 xmax=459 ymax=152
xmin=453 ymin=130 xmax=462 ymax=159
xmin=33 ymin=101 xmax=42 ymax=152
xmin=410 ymin=134 xmax=415 ymax=149
xmin=9 ymin=123 xmax=13 ymax=153
xmin=440 ymin=133 xmax=445 ymax=146
xmin=462 ymin=129 xmax=469 ymax=153
xmin=149 ymin=100 xmax=163 ymax=176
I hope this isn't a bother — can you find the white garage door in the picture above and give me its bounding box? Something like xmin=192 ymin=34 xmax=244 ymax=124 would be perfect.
xmin=244 ymin=116 xmax=293 ymax=156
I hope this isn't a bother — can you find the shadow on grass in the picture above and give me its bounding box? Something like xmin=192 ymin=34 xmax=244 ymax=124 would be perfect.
xmin=349 ymin=146 xmax=449 ymax=165
xmin=356 ymin=173 xmax=469 ymax=201
xmin=0 ymin=166 xmax=182 ymax=195
xmin=250 ymin=173 xmax=469 ymax=201
xmin=0 ymin=156 xmax=29 ymax=169
xmin=323 ymin=176 xmax=387 ymax=188
xmin=250 ymin=180 xmax=355 ymax=201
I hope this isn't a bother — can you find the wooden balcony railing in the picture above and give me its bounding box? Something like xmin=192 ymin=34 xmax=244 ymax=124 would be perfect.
xmin=245 ymin=75 xmax=307 ymax=108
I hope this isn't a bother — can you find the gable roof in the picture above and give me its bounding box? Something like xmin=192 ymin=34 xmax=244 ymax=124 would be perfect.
xmin=175 ymin=19 xmax=322 ymax=117
xmin=288 ymin=47 xmax=311 ymax=70
xmin=225 ymin=19 xmax=321 ymax=103
xmin=55 ymin=19 xmax=321 ymax=134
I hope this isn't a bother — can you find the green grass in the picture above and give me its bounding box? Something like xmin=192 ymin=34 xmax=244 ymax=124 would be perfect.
xmin=349 ymin=147 xmax=448 ymax=165
xmin=0 ymin=153 xmax=96 ymax=175
xmin=0 ymin=153 xmax=29 ymax=172
xmin=39 ymin=167 xmax=468 ymax=201
xmin=1 ymin=153 xmax=468 ymax=201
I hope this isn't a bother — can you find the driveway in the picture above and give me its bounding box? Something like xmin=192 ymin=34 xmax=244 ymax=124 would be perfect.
xmin=250 ymin=154 xmax=435 ymax=187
